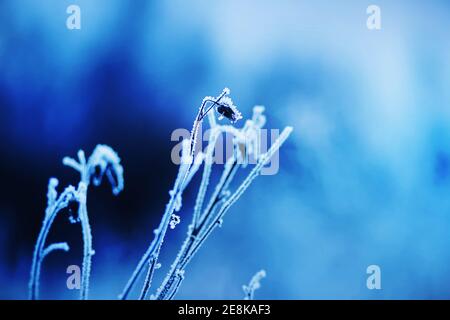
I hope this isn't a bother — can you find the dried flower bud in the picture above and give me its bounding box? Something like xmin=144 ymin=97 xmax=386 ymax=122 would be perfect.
xmin=216 ymin=96 xmax=242 ymax=123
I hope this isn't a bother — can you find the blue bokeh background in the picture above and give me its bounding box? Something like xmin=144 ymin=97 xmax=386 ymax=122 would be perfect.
xmin=1 ymin=0 xmax=450 ymax=299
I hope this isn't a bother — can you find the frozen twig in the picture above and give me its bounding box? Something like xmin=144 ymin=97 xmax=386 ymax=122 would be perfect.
xmin=243 ymin=270 xmax=266 ymax=300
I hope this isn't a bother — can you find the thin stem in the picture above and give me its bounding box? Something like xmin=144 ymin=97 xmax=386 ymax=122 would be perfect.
xmin=121 ymin=94 xmax=226 ymax=299
xmin=166 ymin=273 xmax=184 ymax=300
xmin=191 ymin=129 xmax=221 ymax=227
xmin=138 ymin=257 xmax=157 ymax=300
xmin=119 ymin=185 xmax=180 ymax=299
xmin=154 ymin=158 xmax=239 ymax=300
xmin=195 ymin=159 xmax=239 ymax=231
xmin=189 ymin=90 xmax=228 ymax=162
xmin=29 ymin=212 xmax=58 ymax=300
xmin=42 ymin=242 xmax=69 ymax=259
xmin=78 ymin=184 xmax=93 ymax=300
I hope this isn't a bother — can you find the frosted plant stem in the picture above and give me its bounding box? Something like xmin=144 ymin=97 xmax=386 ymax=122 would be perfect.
xmin=29 ymin=182 xmax=78 ymax=300
xmin=166 ymin=272 xmax=184 ymax=300
xmin=191 ymin=152 xmax=212 ymax=227
xmin=196 ymin=156 xmax=239 ymax=230
xmin=202 ymin=127 xmax=293 ymax=236
xmin=188 ymin=90 xmax=227 ymax=169
xmin=138 ymin=257 xmax=157 ymax=300
xmin=121 ymin=151 xmax=205 ymax=300
xmin=191 ymin=129 xmax=221 ymax=227
xmin=120 ymin=93 xmax=228 ymax=300
xmin=74 ymin=151 xmax=95 ymax=300
xmin=78 ymin=183 xmax=93 ymax=300
xmin=243 ymin=270 xmax=266 ymax=300
xmin=154 ymin=158 xmax=239 ymax=300
xmin=119 ymin=189 xmax=177 ymax=299
xmin=42 ymin=242 xmax=69 ymax=258
xmin=154 ymin=127 xmax=292 ymax=300
xmin=120 ymin=145 xmax=193 ymax=300
xmin=29 ymin=209 xmax=59 ymax=300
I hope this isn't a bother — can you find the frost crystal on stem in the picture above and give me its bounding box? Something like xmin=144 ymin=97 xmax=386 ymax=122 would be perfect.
xmin=170 ymin=214 xmax=181 ymax=230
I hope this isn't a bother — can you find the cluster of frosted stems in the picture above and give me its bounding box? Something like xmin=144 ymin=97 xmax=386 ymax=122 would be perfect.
xmin=120 ymin=88 xmax=292 ymax=300
xmin=29 ymin=88 xmax=292 ymax=300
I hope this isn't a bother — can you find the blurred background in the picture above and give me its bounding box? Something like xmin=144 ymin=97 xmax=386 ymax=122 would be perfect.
xmin=1 ymin=0 xmax=450 ymax=299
